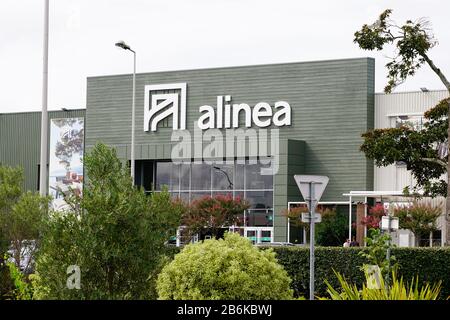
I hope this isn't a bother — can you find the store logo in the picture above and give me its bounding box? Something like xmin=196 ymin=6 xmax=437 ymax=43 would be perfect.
xmin=144 ymin=83 xmax=187 ymax=132
xmin=144 ymin=82 xmax=291 ymax=132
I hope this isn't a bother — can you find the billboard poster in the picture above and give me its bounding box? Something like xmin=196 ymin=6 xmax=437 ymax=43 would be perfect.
xmin=48 ymin=118 xmax=84 ymax=211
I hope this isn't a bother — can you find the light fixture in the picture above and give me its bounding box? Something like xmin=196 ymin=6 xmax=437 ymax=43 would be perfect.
xmin=115 ymin=40 xmax=131 ymax=51
xmin=420 ymin=87 xmax=429 ymax=92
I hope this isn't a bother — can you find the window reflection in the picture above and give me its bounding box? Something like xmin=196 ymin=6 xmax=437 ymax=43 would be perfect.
xmin=246 ymin=162 xmax=272 ymax=190
xmin=153 ymin=159 xmax=274 ymax=221
xmin=156 ymin=162 xmax=179 ymax=190
xmin=212 ymin=164 xmax=234 ymax=190
xmin=191 ymin=163 xmax=211 ymax=190
xmin=180 ymin=163 xmax=190 ymax=190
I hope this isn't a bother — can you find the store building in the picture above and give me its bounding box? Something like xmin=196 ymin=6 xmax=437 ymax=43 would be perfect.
xmin=2 ymin=57 xmax=380 ymax=243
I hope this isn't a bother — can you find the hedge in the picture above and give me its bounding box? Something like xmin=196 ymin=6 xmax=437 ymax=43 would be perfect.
xmin=271 ymin=247 xmax=450 ymax=299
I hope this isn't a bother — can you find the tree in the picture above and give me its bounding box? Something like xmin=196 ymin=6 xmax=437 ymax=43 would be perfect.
xmin=182 ymin=194 xmax=250 ymax=240
xmin=33 ymin=143 xmax=184 ymax=299
xmin=283 ymin=206 xmax=348 ymax=246
xmin=0 ymin=165 xmax=50 ymax=299
xmin=156 ymin=232 xmax=294 ymax=300
xmin=1 ymin=166 xmax=50 ymax=272
xmin=315 ymin=207 xmax=349 ymax=246
xmin=392 ymin=202 xmax=442 ymax=246
xmin=354 ymin=9 xmax=450 ymax=244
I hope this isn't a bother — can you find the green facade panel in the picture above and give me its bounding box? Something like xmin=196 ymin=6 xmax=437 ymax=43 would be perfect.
xmin=0 ymin=109 xmax=86 ymax=191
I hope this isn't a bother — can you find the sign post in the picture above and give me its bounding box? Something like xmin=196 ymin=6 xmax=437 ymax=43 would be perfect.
xmin=294 ymin=175 xmax=329 ymax=301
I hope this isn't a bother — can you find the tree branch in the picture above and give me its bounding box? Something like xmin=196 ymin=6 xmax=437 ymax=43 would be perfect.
xmin=422 ymin=53 xmax=450 ymax=91
xmin=421 ymin=157 xmax=447 ymax=168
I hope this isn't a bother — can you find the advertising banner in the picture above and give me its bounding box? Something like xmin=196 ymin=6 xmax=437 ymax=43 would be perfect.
xmin=48 ymin=118 xmax=84 ymax=211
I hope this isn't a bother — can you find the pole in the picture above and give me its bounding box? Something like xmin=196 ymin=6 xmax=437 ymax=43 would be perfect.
xmin=130 ymin=50 xmax=136 ymax=184
xmin=348 ymin=196 xmax=352 ymax=242
xmin=309 ymin=182 xmax=315 ymax=300
xmin=39 ymin=0 xmax=49 ymax=196
xmin=385 ymin=213 xmax=391 ymax=288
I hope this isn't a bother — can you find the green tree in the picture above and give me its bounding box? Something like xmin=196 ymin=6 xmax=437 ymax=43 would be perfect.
xmin=392 ymin=202 xmax=442 ymax=246
xmin=354 ymin=9 xmax=450 ymax=244
xmin=283 ymin=206 xmax=348 ymax=246
xmin=156 ymin=232 xmax=293 ymax=300
xmin=315 ymin=208 xmax=348 ymax=246
xmin=0 ymin=165 xmax=50 ymax=299
xmin=33 ymin=143 xmax=183 ymax=299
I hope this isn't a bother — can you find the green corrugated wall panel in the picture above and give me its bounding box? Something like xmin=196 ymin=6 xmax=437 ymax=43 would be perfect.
xmin=0 ymin=109 xmax=86 ymax=191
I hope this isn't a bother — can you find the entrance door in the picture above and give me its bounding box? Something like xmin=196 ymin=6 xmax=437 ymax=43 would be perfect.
xmin=244 ymin=227 xmax=273 ymax=244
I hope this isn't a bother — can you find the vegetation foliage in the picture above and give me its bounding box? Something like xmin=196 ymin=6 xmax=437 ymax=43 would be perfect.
xmin=33 ymin=143 xmax=183 ymax=299
xmin=355 ymin=9 xmax=450 ymax=199
xmin=156 ymin=232 xmax=293 ymax=300
xmin=324 ymin=268 xmax=442 ymax=300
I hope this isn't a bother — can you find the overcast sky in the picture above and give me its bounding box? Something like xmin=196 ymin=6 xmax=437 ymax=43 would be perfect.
xmin=0 ymin=0 xmax=449 ymax=113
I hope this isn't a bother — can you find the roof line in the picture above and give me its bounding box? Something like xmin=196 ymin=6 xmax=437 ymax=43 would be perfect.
xmin=87 ymin=57 xmax=374 ymax=79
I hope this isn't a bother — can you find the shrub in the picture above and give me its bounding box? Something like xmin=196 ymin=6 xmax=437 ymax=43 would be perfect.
xmin=392 ymin=202 xmax=442 ymax=246
xmin=271 ymin=246 xmax=450 ymax=299
xmin=182 ymin=195 xmax=249 ymax=241
xmin=156 ymin=232 xmax=294 ymax=300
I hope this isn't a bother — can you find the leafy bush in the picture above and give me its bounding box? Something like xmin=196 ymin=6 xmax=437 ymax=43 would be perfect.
xmin=358 ymin=228 xmax=397 ymax=276
xmin=182 ymin=194 xmax=249 ymax=240
xmin=360 ymin=203 xmax=386 ymax=229
xmin=156 ymin=232 xmax=293 ymax=300
xmin=271 ymin=246 xmax=450 ymax=299
xmin=392 ymin=202 xmax=442 ymax=246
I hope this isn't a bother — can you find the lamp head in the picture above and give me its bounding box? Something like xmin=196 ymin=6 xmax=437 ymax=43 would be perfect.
xmin=115 ymin=40 xmax=130 ymax=50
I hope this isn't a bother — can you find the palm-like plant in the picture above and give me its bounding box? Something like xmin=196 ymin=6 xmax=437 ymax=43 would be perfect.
xmin=324 ymin=267 xmax=442 ymax=300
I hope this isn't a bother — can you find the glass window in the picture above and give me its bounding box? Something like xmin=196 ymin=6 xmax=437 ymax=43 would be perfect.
xmin=246 ymin=209 xmax=273 ymax=227
xmin=245 ymin=191 xmax=273 ymax=209
xmin=260 ymin=230 xmax=272 ymax=243
xmin=155 ymin=162 xmax=179 ymax=191
xmin=191 ymin=163 xmax=211 ymax=190
xmin=245 ymin=162 xmax=273 ymax=190
xmin=235 ymin=163 xmax=245 ymax=190
xmin=180 ymin=163 xmax=190 ymax=190
xmin=212 ymin=164 xmax=234 ymax=191
xmin=395 ymin=115 xmax=425 ymax=131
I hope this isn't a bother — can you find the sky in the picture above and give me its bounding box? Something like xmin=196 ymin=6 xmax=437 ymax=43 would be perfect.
xmin=0 ymin=0 xmax=449 ymax=113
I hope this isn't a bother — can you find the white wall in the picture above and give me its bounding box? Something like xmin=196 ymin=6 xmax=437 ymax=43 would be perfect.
xmin=374 ymin=90 xmax=448 ymax=246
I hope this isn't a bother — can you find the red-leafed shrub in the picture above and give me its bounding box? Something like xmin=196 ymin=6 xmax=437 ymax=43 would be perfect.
xmin=360 ymin=203 xmax=387 ymax=229
xmin=182 ymin=194 xmax=250 ymax=240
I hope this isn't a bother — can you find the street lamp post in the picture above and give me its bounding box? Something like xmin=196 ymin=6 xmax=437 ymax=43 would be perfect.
xmin=115 ymin=41 xmax=136 ymax=184
xmin=39 ymin=0 xmax=49 ymax=196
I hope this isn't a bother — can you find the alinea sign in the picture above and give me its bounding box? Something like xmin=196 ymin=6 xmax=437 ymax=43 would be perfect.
xmin=144 ymin=83 xmax=291 ymax=132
